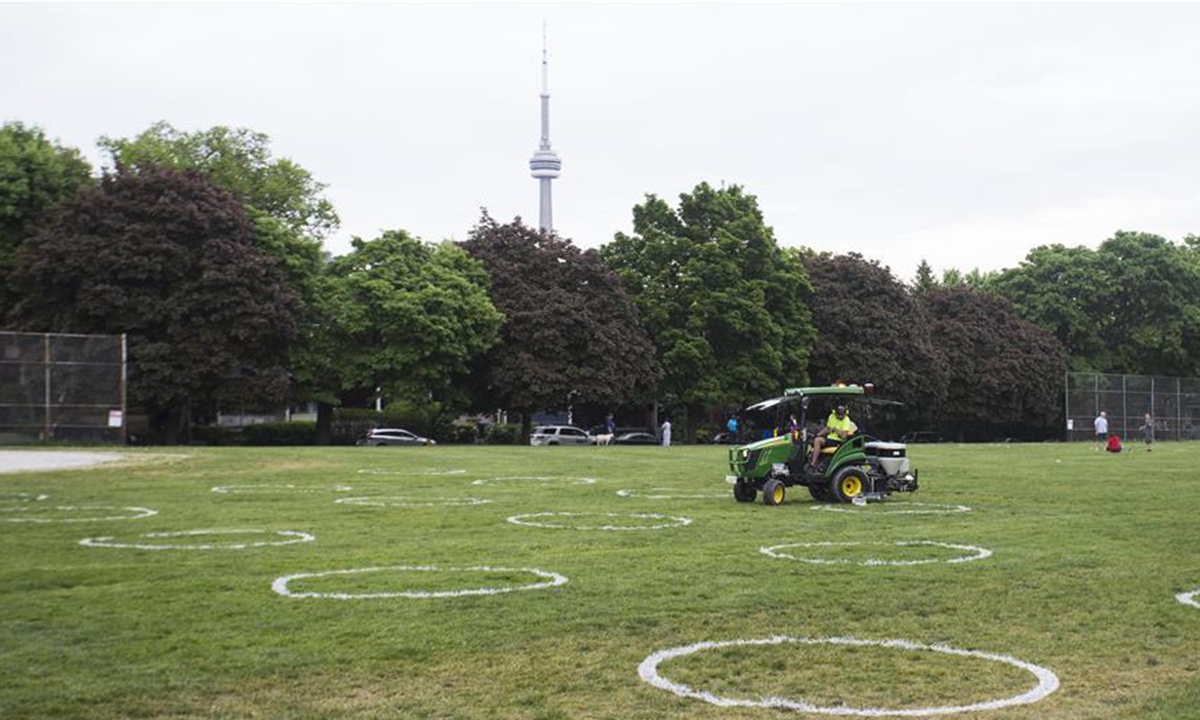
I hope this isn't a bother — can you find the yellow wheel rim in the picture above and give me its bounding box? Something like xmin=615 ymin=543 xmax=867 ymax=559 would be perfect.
xmin=841 ymin=476 xmax=862 ymax=497
xmin=773 ymin=485 xmax=785 ymax=504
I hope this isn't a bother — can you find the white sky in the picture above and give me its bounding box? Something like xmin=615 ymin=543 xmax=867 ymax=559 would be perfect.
xmin=3 ymin=1 xmax=1198 ymax=280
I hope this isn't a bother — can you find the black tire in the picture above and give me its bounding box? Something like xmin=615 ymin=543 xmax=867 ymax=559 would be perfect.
xmin=830 ymin=466 xmax=869 ymax=504
xmin=808 ymin=483 xmax=831 ymax=502
xmin=733 ymin=482 xmax=756 ymax=503
xmin=762 ymin=478 xmax=785 ymax=507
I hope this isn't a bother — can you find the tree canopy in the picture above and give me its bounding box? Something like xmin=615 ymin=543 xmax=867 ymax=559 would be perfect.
xmin=602 ymin=182 xmax=813 ymax=425
xmin=319 ymin=230 xmax=503 ymax=418
xmin=8 ymin=166 xmax=302 ymax=442
xmin=920 ymin=286 xmax=1066 ymax=439
xmin=100 ymin=121 xmax=338 ymax=240
xmin=0 ymin=122 xmax=93 ymax=318
xmin=462 ymin=214 xmax=661 ymax=424
xmin=801 ymin=251 xmax=947 ymax=425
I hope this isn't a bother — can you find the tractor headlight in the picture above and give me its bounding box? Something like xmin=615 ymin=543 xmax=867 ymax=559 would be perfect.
xmin=739 ymin=449 xmax=749 ymax=459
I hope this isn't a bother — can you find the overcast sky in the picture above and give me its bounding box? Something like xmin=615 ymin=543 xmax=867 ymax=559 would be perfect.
xmin=3 ymin=2 xmax=1198 ymax=280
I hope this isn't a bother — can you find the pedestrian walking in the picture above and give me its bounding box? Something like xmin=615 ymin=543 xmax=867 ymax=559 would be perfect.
xmin=1139 ymin=413 xmax=1155 ymax=452
xmin=661 ymin=418 xmax=672 ymax=448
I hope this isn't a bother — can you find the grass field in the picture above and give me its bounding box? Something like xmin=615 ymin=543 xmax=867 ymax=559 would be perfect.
xmin=1 ymin=442 xmax=1198 ymax=719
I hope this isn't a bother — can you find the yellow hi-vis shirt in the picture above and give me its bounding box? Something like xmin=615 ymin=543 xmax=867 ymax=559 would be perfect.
xmin=825 ymin=412 xmax=857 ymax=440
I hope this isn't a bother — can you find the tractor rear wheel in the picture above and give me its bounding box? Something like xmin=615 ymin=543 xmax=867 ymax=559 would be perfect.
xmin=831 ymin=466 xmax=868 ymax=504
xmin=762 ymin=479 xmax=786 ymax=507
xmin=733 ymin=482 xmax=756 ymax=503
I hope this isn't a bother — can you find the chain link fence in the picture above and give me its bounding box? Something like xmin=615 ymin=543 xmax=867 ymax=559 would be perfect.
xmin=1065 ymin=372 xmax=1200 ymax=442
xmin=0 ymin=331 xmax=126 ymax=443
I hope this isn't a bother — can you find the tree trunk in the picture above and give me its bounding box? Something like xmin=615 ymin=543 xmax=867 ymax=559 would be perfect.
xmin=315 ymin=401 xmax=334 ymax=445
xmin=520 ymin=412 xmax=532 ymax=444
xmin=686 ymin=403 xmax=702 ymax=445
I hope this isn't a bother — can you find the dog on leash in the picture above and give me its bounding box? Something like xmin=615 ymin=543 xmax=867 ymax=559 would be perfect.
xmin=593 ymin=433 xmax=614 ymax=446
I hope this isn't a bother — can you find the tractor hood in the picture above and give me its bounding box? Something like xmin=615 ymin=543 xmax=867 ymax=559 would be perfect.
xmin=737 ymin=435 xmax=791 ymax=453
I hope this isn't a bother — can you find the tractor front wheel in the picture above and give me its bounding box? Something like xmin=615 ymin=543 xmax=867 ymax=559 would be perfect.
xmin=762 ymin=479 xmax=786 ymax=507
xmin=830 ymin=466 xmax=868 ymax=504
xmin=733 ymin=482 xmax=756 ymax=503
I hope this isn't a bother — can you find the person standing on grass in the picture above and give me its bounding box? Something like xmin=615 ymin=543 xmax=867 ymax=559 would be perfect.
xmin=605 ymin=413 xmax=616 ymax=436
xmin=661 ymin=418 xmax=672 ymax=448
xmin=1140 ymin=413 xmax=1155 ymax=451
xmin=1094 ymin=411 xmax=1108 ymax=451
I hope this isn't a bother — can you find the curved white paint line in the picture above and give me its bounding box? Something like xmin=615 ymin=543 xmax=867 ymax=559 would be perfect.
xmin=1177 ymin=589 xmax=1200 ymax=609
xmin=0 ymin=505 xmax=157 ymax=523
xmin=212 ymin=484 xmax=353 ymax=494
xmin=472 ymin=476 xmax=598 ymax=486
xmin=271 ymin=564 xmax=568 ymax=599
xmin=335 ymin=496 xmax=491 ymax=507
xmin=79 ymin=528 xmax=315 ymax=550
xmin=507 ymin=511 xmax=692 ymax=531
xmin=638 ymin=635 xmax=1059 ymax=716
xmin=356 ymin=469 xmax=467 ymax=476
xmin=760 ymin=541 xmax=992 ymax=566
xmin=0 ymin=492 xmax=50 ymax=502
xmin=812 ymin=502 xmax=972 ymax=515
xmin=616 ymin=488 xmax=728 ymax=500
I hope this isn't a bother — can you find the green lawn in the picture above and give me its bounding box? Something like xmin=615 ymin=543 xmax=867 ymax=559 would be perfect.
xmin=1 ymin=442 xmax=1198 ymax=719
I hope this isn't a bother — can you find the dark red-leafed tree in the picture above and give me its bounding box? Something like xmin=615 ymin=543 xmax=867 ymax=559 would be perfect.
xmin=920 ymin=285 xmax=1066 ymax=440
xmin=801 ymin=251 xmax=947 ymax=428
xmin=461 ymin=213 xmax=661 ymax=437
xmin=8 ymin=167 xmax=302 ymax=443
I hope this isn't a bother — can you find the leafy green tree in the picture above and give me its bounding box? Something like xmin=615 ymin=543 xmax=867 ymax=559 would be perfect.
xmin=801 ymin=252 xmax=947 ymax=426
xmin=0 ymin=122 xmax=93 ymax=318
xmin=994 ymin=232 xmax=1200 ymax=376
xmin=912 ymin=259 xmax=938 ymax=294
xmin=920 ymin=286 xmax=1066 ymax=440
xmin=318 ymin=230 xmax=503 ymax=438
xmin=602 ymin=182 xmax=813 ymax=439
xmin=462 ymin=214 xmax=661 ymax=437
xmin=99 ymin=121 xmax=338 ymax=239
xmin=8 ymin=167 xmax=302 ymax=443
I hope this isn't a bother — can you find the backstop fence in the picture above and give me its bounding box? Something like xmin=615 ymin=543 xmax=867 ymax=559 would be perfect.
xmin=1065 ymin=372 xmax=1200 ymax=442
xmin=0 ymin=331 xmax=126 ymax=444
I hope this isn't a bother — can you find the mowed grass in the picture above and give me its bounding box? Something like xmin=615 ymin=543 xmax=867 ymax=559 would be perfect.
xmin=0 ymin=442 xmax=1198 ymax=719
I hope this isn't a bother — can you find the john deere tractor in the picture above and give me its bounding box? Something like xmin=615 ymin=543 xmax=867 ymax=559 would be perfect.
xmin=727 ymin=384 xmax=919 ymax=506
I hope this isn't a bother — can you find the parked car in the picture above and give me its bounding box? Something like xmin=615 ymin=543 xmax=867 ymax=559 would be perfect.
xmin=357 ymin=428 xmax=435 ymax=446
xmin=614 ymin=432 xmax=658 ymax=445
xmin=530 ymin=425 xmax=591 ymax=446
xmin=710 ymin=431 xmax=738 ymax=444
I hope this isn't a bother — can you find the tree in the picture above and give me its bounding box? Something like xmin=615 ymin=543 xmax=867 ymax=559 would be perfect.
xmin=801 ymin=252 xmax=947 ymax=427
xmin=7 ymin=167 xmax=302 ymax=443
xmin=920 ymin=286 xmax=1066 ymax=440
xmin=462 ymin=213 xmax=661 ymax=436
xmin=602 ymin=182 xmax=814 ymax=439
xmin=993 ymin=232 xmax=1200 ymax=376
xmin=0 ymin=122 xmax=93 ymax=318
xmin=316 ymin=230 xmax=503 ymax=438
xmin=99 ymin=121 xmax=338 ymax=239
xmin=912 ymin=259 xmax=938 ymax=294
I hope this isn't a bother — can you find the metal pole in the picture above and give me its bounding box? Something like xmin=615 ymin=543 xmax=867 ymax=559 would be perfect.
xmin=1151 ymin=376 xmax=1156 ymax=438
xmin=1122 ymin=375 xmax=1127 ymax=440
xmin=43 ymin=334 xmax=51 ymax=441
xmin=1064 ymin=370 xmax=1070 ymax=441
xmin=120 ymin=334 xmax=128 ymax=445
xmin=1177 ymin=377 xmax=1182 ymax=442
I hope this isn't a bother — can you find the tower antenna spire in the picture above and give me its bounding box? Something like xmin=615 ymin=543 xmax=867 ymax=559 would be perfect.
xmin=529 ymin=23 xmax=562 ymax=232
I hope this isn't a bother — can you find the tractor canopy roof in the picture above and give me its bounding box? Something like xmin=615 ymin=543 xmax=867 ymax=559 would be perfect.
xmin=743 ymin=384 xmax=870 ymax=414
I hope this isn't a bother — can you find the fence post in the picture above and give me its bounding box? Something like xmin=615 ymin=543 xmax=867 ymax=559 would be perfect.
xmin=42 ymin=334 xmax=51 ymax=441
xmin=1122 ymin=375 xmax=1128 ymax=440
xmin=1064 ymin=371 xmax=1070 ymax=441
xmin=120 ymin=334 xmax=128 ymax=445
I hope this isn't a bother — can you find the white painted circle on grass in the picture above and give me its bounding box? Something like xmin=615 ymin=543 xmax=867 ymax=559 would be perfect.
xmin=760 ymin=541 xmax=992 ymax=566
xmin=357 ymin=469 xmax=467 ymax=476
xmin=1177 ymin=589 xmax=1200 ymax=609
xmin=79 ymin=528 xmax=315 ymax=550
xmin=335 ymin=496 xmax=491 ymax=507
xmin=638 ymin=635 xmax=1059 ymax=716
xmin=211 ymin=484 xmax=352 ymax=494
xmin=472 ymin=476 xmax=598 ymax=486
xmin=0 ymin=492 xmax=49 ymax=501
xmin=271 ymin=565 xmax=568 ymax=599
xmin=0 ymin=505 xmax=157 ymax=523
xmin=507 ymin=511 xmax=692 ymax=530
xmin=811 ymin=502 xmax=972 ymax=515
xmin=617 ymin=488 xmax=727 ymax=500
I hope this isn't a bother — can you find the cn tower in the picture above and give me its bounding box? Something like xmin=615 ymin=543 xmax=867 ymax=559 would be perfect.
xmin=528 ymin=30 xmax=562 ymax=232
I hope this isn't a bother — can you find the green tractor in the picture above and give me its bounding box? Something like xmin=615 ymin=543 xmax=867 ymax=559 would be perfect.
xmin=727 ymin=384 xmax=919 ymax=506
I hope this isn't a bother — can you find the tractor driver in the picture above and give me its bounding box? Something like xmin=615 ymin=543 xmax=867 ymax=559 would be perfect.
xmin=807 ymin=404 xmax=857 ymax=469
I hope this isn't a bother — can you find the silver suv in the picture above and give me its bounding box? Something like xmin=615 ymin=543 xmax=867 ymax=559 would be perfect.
xmin=530 ymin=425 xmax=590 ymax=446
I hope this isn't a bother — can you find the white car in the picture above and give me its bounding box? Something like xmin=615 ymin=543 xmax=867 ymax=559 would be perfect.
xmin=529 ymin=425 xmax=590 ymax=446
xmin=356 ymin=428 xmax=436 ymax=446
